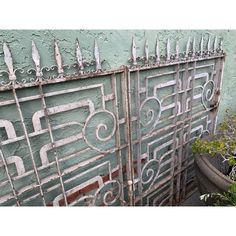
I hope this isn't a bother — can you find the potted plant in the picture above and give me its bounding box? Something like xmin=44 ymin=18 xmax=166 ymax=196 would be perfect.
xmin=192 ymin=109 xmax=236 ymax=205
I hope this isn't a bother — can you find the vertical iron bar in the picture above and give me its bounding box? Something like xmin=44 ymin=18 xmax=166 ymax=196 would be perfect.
xmin=182 ymin=60 xmax=197 ymax=198
xmin=175 ymin=60 xmax=189 ymax=203
xmin=123 ymin=66 xmax=134 ymax=206
xmin=169 ymin=62 xmax=180 ymax=205
xmin=3 ymin=43 xmax=46 ymax=206
xmin=32 ymin=41 xmax=68 ymax=206
xmin=111 ymin=73 xmax=125 ymax=205
xmin=0 ymin=148 xmax=20 ymax=206
xmin=135 ymin=69 xmax=143 ymax=205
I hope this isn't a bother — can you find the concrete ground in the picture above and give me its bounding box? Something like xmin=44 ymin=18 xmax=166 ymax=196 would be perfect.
xmin=180 ymin=191 xmax=205 ymax=206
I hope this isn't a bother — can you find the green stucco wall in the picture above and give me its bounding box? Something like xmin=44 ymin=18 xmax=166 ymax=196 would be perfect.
xmin=0 ymin=29 xmax=235 ymax=124
xmin=0 ymin=29 xmax=233 ymax=205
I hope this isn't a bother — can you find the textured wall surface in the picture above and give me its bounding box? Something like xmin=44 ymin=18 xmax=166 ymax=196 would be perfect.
xmin=0 ymin=30 xmax=229 ymax=205
xmin=0 ymin=30 xmax=235 ymax=123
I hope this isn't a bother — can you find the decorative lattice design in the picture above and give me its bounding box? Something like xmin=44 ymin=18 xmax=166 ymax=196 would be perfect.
xmin=0 ymin=35 xmax=225 ymax=206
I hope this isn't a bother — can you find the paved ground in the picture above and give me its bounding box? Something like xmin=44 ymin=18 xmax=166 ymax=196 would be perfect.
xmin=180 ymin=191 xmax=205 ymax=206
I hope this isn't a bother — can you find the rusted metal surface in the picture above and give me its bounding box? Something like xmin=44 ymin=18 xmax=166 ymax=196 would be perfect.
xmin=0 ymin=36 xmax=225 ymax=206
xmin=127 ymin=36 xmax=225 ymax=206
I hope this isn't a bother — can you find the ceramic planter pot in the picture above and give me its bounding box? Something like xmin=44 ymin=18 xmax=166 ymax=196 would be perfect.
xmin=194 ymin=135 xmax=234 ymax=195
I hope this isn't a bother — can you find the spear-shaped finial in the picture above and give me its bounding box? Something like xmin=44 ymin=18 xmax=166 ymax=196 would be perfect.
xmin=166 ymin=38 xmax=170 ymax=61
xmin=94 ymin=39 xmax=102 ymax=71
xmin=213 ymin=36 xmax=218 ymax=52
xmin=207 ymin=35 xmax=211 ymax=53
xmin=176 ymin=39 xmax=179 ymax=60
xmin=76 ymin=38 xmax=84 ymax=74
xmin=200 ymin=36 xmax=204 ymax=56
xmin=186 ymin=37 xmax=191 ymax=58
xmin=3 ymin=43 xmax=16 ymax=81
xmin=32 ymin=40 xmax=42 ymax=78
xmin=54 ymin=40 xmax=64 ymax=75
xmin=192 ymin=37 xmax=196 ymax=57
xmin=144 ymin=39 xmax=149 ymax=64
xmin=219 ymin=37 xmax=223 ymax=51
xmin=155 ymin=37 xmax=160 ymax=64
xmin=131 ymin=37 xmax=137 ymax=66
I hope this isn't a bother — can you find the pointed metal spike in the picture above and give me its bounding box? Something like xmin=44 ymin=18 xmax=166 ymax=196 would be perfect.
xmin=192 ymin=37 xmax=196 ymax=56
xmin=219 ymin=37 xmax=223 ymax=51
xmin=166 ymin=38 xmax=170 ymax=61
xmin=186 ymin=37 xmax=191 ymax=57
xmin=54 ymin=40 xmax=64 ymax=75
xmin=155 ymin=37 xmax=160 ymax=63
xmin=144 ymin=39 xmax=149 ymax=63
xmin=76 ymin=39 xmax=84 ymax=73
xmin=207 ymin=35 xmax=211 ymax=52
xmin=94 ymin=39 xmax=102 ymax=71
xmin=176 ymin=40 xmax=179 ymax=60
xmin=131 ymin=37 xmax=137 ymax=66
xmin=3 ymin=43 xmax=16 ymax=81
xmin=32 ymin=40 xmax=41 ymax=77
xmin=213 ymin=36 xmax=218 ymax=51
xmin=200 ymin=36 xmax=204 ymax=56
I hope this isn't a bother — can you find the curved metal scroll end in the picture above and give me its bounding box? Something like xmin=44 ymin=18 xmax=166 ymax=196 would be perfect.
xmin=192 ymin=37 xmax=196 ymax=57
xmin=144 ymin=39 xmax=149 ymax=64
xmin=175 ymin=39 xmax=179 ymax=60
xmin=131 ymin=37 xmax=137 ymax=66
xmin=54 ymin=40 xmax=64 ymax=75
xmin=76 ymin=38 xmax=84 ymax=74
xmin=94 ymin=39 xmax=102 ymax=71
xmin=207 ymin=35 xmax=211 ymax=53
xmin=185 ymin=37 xmax=190 ymax=58
xmin=3 ymin=43 xmax=16 ymax=81
xmin=213 ymin=36 xmax=218 ymax=52
xmin=166 ymin=38 xmax=170 ymax=61
xmin=200 ymin=35 xmax=204 ymax=56
xmin=32 ymin=40 xmax=42 ymax=78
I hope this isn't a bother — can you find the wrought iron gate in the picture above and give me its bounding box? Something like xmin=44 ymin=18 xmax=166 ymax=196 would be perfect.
xmin=0 ymin=35 xmax=225 ymax=206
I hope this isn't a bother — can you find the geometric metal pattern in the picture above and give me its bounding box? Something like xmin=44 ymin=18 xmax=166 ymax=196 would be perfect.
xmin=0 ymin=36 xmax=225 ymax=206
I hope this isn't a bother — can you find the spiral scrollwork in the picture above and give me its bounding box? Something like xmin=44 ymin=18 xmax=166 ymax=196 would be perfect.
xmin=202 ymin=80 xmax=215 ymax=109
xmin=83 ymin=110 xmax=116 ymax=153
xmin=141 ymin=159 xmax=160 ymax=188
xmin=94 ymin=180 xmax=121 ymax=206
xmin=140 ymin=97 xmax=161 ymax=133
